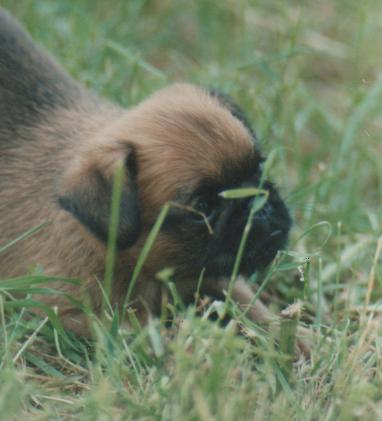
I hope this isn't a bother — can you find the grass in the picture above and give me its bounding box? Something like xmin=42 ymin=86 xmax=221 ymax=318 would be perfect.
xmin=1 ymin=0 xmax=382 ymax=419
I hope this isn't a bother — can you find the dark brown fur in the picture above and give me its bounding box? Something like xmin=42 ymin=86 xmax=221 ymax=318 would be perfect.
xmin=0 ymin=9 xmax=301 ymax=346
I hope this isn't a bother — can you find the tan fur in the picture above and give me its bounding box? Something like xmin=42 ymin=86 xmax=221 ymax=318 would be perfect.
xmin=0 ymin=82 xmax=258 ymax=333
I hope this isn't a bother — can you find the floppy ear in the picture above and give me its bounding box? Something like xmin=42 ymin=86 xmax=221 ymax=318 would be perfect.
xmin=58 ymin=144 xmax=141 ymax=250
xmin=209 ymin=89 xmax=256 ymax=138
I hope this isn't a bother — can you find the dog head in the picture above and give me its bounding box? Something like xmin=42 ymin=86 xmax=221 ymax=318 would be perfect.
xmin=58 ymin=83 xmax=291 ymax=279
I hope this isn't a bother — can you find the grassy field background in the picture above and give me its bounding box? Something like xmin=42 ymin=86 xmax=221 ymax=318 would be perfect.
xmin=1 ymin=0 xmax=382 ymax=419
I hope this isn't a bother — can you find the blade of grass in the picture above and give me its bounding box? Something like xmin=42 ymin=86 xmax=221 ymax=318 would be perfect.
xmin=124 ymin=203 xmax=171 ymax=308
xmin=362 ymin=235 xmax=382 ymax=322
xmin=227 ymin=193 xmax=269 ymax=298
xmin=334 ymin=72 xmax=382 ymax=173
xmin=0 ymin=295 xmax=8 ymax=366
xmin=103 ymin=161 xmax=125 ymax=312
xmin=219 ymin=187 xmax=267 ymax=199
xmin=25 ymin=352 xmax=65 ymax=378
xmin=106 ymin=40 xmax=166 ymax=80
xmin=12 ymin=316 xmax=49 ymax=363
xmin=0 ymin=222 xmax=48 ymax=255
xmin=315 ymin=256 xmax=323 ymax=329
xmin=291 ymin=221 xmax=332 ymax=252
xmin=4 ymin=299 xmax=76 ymax=349
xmin=0 ymin=275 xmax=80 ymax=290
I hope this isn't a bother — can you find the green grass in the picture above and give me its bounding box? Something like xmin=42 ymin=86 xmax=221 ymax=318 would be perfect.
xmin=1 ymin=0 xmax=382 ymax=419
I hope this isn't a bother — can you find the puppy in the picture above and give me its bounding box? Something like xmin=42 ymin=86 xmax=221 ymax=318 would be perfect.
xmin=0 ymin=9 xmax=293 ymax=341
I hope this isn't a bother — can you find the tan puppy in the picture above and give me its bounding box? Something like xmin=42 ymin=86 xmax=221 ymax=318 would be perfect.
xmin=0 ymin=9 xmax=293 ymax=339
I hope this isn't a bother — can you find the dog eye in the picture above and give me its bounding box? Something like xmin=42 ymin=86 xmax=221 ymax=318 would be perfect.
xmin=191 ymin=196 xmax=217 ymax=220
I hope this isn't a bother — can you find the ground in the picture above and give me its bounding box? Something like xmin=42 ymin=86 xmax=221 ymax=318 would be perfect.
xmin=0 ymin=1 xmax=381 ymax=420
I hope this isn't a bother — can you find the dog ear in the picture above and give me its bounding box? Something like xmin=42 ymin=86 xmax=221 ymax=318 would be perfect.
xmin=58 ymin=144 xmax=140 ymax=250
xmin=209 ymin=89 xmax=256 ymax=138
